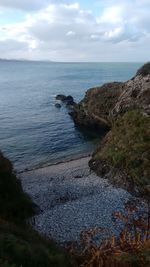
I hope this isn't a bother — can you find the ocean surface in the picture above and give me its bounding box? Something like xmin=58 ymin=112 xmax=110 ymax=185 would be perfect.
xmin=0 ymin=61 xmax=142 ymax=171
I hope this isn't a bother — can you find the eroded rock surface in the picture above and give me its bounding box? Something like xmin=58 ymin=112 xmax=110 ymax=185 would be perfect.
xmin=70 ymin=63 xmax=150 ymax=131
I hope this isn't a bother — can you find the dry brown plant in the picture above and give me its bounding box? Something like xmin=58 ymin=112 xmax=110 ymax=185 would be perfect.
xmin=70 ymin=199 xmax=150 ymax=267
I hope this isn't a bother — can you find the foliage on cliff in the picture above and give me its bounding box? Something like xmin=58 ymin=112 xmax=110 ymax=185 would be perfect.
xmin=0 ymin=152 xmax=34 ymax=222
xmin=0 ymin=152 xmax=72 ymax=267
xmin=91 ymin=110 xmax=150 ymax=191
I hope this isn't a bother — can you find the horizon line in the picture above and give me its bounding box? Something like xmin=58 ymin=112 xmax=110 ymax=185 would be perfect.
xmin=0 ymin=58 xmax=145 ymax=64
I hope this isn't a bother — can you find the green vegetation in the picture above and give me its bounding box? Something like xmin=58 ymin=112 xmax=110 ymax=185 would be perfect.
xmin=0 ymin=152 xmax=72 ymax=267
xmin=94 ymin=110 xmax=150 ymax=190
xmin=81 ymin=82 xmax=123 ymax=119
xmin=0 ymin=153 xmax=34 ymax=222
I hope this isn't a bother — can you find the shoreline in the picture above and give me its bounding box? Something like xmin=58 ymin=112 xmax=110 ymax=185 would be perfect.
xmin=20 ymin=156 xmax=131 ymax=243
xmin=18 ymin=152 xmax=92 ymax=174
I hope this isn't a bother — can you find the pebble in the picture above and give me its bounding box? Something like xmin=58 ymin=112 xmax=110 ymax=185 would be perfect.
xmin=20 ymin=157 xmax=132 ymax=243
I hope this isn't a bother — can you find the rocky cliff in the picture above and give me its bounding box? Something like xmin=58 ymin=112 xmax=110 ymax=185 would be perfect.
xmin=71 ymin=63 xmax=150 ymax=194
xmin=70 ymin=63 xmax=150 ymax=131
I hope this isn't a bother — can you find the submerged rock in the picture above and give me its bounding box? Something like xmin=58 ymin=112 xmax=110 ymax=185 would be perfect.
xmin=55 ymin=103 xmax=61 ymax=108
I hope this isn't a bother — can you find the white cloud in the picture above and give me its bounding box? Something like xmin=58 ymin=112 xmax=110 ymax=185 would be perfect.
xmin=66 ymin=31 xmax=76 ymax=37
xmin=0 ymin=1 xmax=149 ymax=61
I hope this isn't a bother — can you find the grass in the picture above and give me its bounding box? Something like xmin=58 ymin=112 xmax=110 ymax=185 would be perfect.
xmin=94 ymin=110 xmax=150 ymax=190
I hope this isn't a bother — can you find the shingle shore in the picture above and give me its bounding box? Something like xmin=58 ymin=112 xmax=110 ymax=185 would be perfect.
xmin=20 ymin=157 xmax=131 ymax=243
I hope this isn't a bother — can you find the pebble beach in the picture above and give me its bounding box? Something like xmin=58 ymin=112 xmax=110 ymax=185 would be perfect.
xmin=20 ymin=156 xmax=131 ymax=244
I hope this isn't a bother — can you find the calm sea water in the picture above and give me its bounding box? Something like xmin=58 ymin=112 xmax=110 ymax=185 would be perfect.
xmin=0 ymin=61 xmax=142 ymax=171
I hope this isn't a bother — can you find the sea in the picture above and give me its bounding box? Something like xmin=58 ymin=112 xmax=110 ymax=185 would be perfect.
xmin=0 ymin=60 xmax=142 ymax=171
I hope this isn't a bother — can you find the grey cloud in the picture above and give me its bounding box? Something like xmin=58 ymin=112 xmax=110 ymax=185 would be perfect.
xmin=0 ymin=39 xmax=28 ymax=52
xmin=0 ymin=1 xmax=149 ymax=61
xmin=0 ymin=0 xmax=61 ymax=10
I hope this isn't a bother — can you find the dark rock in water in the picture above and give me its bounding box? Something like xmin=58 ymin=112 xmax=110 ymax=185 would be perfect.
xmin=55 ymin=103 xmax=61 ymax=108
xmin=66 ymin=100 xmax=76 ymax=107
xmin=63 ymin=95 xmax=74 ymax=102
xmin=55 ymin=94 xmax=76 ymax=108
xmin=56 ymin=94 xmax=66 ymax=101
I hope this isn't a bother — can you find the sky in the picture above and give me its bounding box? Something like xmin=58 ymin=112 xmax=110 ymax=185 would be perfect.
xmin=0 ymin=0 xmax=149 ymax=62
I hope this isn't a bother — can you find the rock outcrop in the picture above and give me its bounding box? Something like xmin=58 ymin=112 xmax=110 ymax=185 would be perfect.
xmin=56 ymin=94 xmax=76 ymax=107
xmin=70 ymin=82 xmax=124 ymax=130
xmin=111 ymin=68 xmax=150 ymax=117
xmin=70 ymin=63 xmax=150 ymax=194
xmin=70 ymin=63 xmax=150 ymax=131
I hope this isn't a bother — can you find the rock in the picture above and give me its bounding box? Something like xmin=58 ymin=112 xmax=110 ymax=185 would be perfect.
xmin=63 ymin=95 xmax=74 ymax=102
xmin=66 ymin=100 xmax=76 ymax=107
xmin=70 ymin=82 xmax=124 ymax=131
xmin=56 ymin=94 xmax=66 ymax=101
xmin=136 ymin=62 xmax=150 ymax=77
xmin=55 ymin=94 xmax=76 ymax=107
xmin=111 ymin=71 xmax=150 ymax=117
xmin=69 ymin=63 xmax=150 ymax=196
xmin=55 ymin=103 xmax=61 ymax=108
xmin=70 ymin=63 xmax=150 ymax=131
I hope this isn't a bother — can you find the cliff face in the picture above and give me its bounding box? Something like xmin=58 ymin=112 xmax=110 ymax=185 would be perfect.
xmin=70 ymin=63 xmax=150 ymax=131
xmin=70 ymin=82 xmax=124 ymax=130
xmin=111 ymin=72 xmax=150 ymax=117
xmin=71 ymin=63 xmax=150 ymax=194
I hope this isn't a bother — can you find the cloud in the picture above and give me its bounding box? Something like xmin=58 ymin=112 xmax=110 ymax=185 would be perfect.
xmin=0 ymin=0 xmax=61 ymax=11
xmin=0 ymin=1 xmax=149 ymax=61
xmin=0 ymin=39 xmax=28 ymax=51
